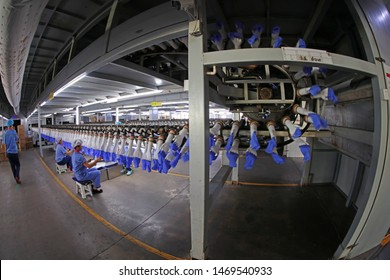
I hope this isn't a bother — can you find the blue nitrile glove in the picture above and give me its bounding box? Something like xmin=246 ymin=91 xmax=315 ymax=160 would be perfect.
xmin=309 ymin=85 xmax=321 ymax=96
xmin=209 ymin=135 xmax=216 ymax=149
xmin=133 ymin=157 xmax=141 ymax=168
xmin=292 ymin=127 xmax=302 ymax=139
xmin=118 ymin=155 xmax=125 ymax=165
xmin=327 ymin=88 xmax=337 ymax=104
xmin=303 ymin=66 xmax=312 ymax=75
xmin=245 ymin=151 xmax=257 ymax=170
xmin=125 ymin=156 xmax=133 ymax=169
xmin=170 ymin=142 xmax=179 ymax=152
xmin=111 ymin=153 xmax=117 ymax=162
xmin=265 ymin=137 xmax=277 ymax=154
xmin=297 ymin=38 xmax=306 ymax=48
xmin=209 ymin=151 xmax=218 ymax=165
xmin=250 ymin=131 xmax=260 ymax=150
xmin=299 ymin=145 xmax=311 ymax=161
xmin=142 ymin=159 xmax=151 ymax=172
xmin=162 ymin=159 xmax=171 ymax=174
xmin=308 ymin=113 xmax=328 ymax=130
xmin=103 ymin=151 xmax=110 ymax=162
xmin=170 ymin=153 xmax=181 ymax=168
xmin=211 ymin=33 xmax=222 ymax=44
xmin=228 ymin=32 xmax=242 ymax=40
xmin=248 ymin=34 xmax=259 ymax=46
xmin=158 ymin=150 xmax=166 ymax=163
xmin=226 ymin=151 xmax=239 ymax=167
xmin=271 ymin=26 xmax=280 ymax=36
xmin=273 ymin=36 xmax=283 ymax=48
xmin=225 ymin=133 xmax=234 ymax=151
xmin=252 ymin=23 xmax=263 ymax=35
xmin=271 ymin=152 xmax=285 ymax=165
xmin=152 ymin=159 xmax=159 ymax=170
xmin=182 ymin=152 xmax=190 ymax=162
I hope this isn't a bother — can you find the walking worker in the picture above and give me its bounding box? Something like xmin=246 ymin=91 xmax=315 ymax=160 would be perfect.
xmin=71 ymin=139 xmax=104 ymax=193
xmin=55 ymin=137 xmax=73 ymax=171
xmin=4 ymin=119 xmax=21 ymax=184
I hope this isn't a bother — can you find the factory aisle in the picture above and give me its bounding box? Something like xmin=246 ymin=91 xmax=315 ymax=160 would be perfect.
xmin=0 ymin=148 xmax=355 ymax=259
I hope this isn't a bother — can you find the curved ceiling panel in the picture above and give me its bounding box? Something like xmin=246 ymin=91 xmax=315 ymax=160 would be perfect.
xmin=0 ymin=0 xmax=48 ymax=114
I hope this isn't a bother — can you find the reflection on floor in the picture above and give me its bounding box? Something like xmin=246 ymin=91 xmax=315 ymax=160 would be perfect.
xmin=0 ymin=148 xmax=355 ymax=259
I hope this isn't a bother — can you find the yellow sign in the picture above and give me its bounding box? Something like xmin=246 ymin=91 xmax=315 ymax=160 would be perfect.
xmin=151 ymin=102 xmax=162 ymax=107
xmin=49 ymin=92 xmax=55 ymax=100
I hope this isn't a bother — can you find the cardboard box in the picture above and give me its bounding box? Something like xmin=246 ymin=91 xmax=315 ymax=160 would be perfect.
xmin=0 ymin=152 xmax=7 ymax=162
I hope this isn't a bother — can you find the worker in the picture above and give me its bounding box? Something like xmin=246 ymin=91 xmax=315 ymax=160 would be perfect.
xmin=55 ymin=137 xmax=73 ymax=171
xmin=71 ymin=139 xmax=103 ymax=193
xmin=4 ymin=119 xmax=21 ymax=184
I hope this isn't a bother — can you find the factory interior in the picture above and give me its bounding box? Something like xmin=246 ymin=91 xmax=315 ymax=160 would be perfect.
xmin=0 ymin=0 xmax=389 ymax=260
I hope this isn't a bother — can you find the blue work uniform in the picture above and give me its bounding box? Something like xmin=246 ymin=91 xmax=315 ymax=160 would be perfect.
xmin=55 ymin=143 xmax=72 ymax=170
xmin=71 ymin=151 xmax=101 ymax=188
xmin=4 ymin=129 xmax=20 ymax=179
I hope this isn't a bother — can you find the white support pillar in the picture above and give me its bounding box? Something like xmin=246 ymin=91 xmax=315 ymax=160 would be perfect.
xmin=38 ymin=107 xmax=43 ymax=158
xmin=115 ymin=107 xmax=120 ymax=123
xmin=189 ymin=0 xmax=209 ymax=260
xmin=76 ymin=106 xmax=80 ymax=125
xmin=51 ymin=114 xmax=54 ymax=126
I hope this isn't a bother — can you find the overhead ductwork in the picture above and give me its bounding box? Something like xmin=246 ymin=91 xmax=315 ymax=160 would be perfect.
xmin=0 ymin=0 xmax=48 ymax=115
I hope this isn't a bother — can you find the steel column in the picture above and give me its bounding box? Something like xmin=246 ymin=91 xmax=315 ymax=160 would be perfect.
xmin=115 ymin=107 xmax=119 ymax=123
xmin=189 ymin=0 xmax=209 ymax=260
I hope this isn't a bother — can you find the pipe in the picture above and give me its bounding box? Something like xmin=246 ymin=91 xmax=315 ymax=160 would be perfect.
xmin=265 ymin=121 xmax=277 ymax=154
xmin=249 ymin=121 xmax=260 ymax=150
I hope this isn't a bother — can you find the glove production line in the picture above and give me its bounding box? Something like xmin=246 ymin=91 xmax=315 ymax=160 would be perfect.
xmin=1 ymin=0 xmax=389 ymax=261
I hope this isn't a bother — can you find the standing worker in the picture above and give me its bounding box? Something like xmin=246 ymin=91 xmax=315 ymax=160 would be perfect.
xmin=55 ymin=137 xmax=73 ymax=171
xmin=4 ymin=119 xmax=21 ymax=184
xmin=71 ymin=139 xmax=104 ymax=193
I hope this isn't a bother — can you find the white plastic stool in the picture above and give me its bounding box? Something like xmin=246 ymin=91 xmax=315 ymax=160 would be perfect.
xmin=56 ymin=163 xmax=67 ymax=174
xmin=72 ymin=177 xmax=93 ymax=199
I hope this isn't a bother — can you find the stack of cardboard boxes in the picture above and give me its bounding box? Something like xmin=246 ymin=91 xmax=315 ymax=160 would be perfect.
xmin=0 ymin=143 xmax=6 ymax=162
xmin=18 ymin=125 xmax=33 ymax=150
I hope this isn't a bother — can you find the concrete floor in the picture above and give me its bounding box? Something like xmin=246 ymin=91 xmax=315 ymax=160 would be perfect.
xmin=0 ymin=148 xmax=355 ymax=259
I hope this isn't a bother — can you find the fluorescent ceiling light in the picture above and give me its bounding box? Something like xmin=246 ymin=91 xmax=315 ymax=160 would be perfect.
xmin=155 ymin=78 xmax=163 ymax=86
xmin=82 ymin=108 xmax=112 ymax=114
xmin=63 ymin=114 xmax=74 ymax=117
xmin=81 ymin=90 xmax=163 ymax=108
xmin=106 ymin=98 xmax=118 ymax=104
xmin=53 ymin=73 xmax=87 ymax=97
xmin=43 ymin=114 xmax=52 ymax=117
xmin=40 ymin=101 xmax=47 ymax=107
xmin=63 ymin=107 xmax=74 ymax=111
xmin=27 ymin=109 xmax=38 ymax=119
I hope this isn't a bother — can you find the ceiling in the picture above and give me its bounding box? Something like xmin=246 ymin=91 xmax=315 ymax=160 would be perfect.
xmin=0 ymin=0 xmax=366 ymax=120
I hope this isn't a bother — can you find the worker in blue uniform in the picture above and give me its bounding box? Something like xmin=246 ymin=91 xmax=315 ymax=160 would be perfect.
xmin=55 ymin=137 xmax=73 ymax=171
xmin=4 ymin=119 xmax=21 ymax=184
xmin=71 ymin=139 xmax=103 ymax=193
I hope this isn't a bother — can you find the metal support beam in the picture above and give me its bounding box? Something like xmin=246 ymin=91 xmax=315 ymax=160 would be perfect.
xmin=203 ymin=49 xmax=378 ymax=76
xmin=189 ymin=0 xmax=208 ymax=260
xmin=231 ymin=112 xmax=240 ymax=183
xmin=115 ymin=107 xmax=119 ymax=123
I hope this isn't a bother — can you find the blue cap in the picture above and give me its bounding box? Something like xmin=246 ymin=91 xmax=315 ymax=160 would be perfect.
xmin=6 ymin=119 xmax=14 ymax=127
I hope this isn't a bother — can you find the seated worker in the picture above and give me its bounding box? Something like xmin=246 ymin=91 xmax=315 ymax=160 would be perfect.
xmin=55 ymin=137 xmax=73 ymax=171
xmin=71 ymin=139 xmax=103 ymax=193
